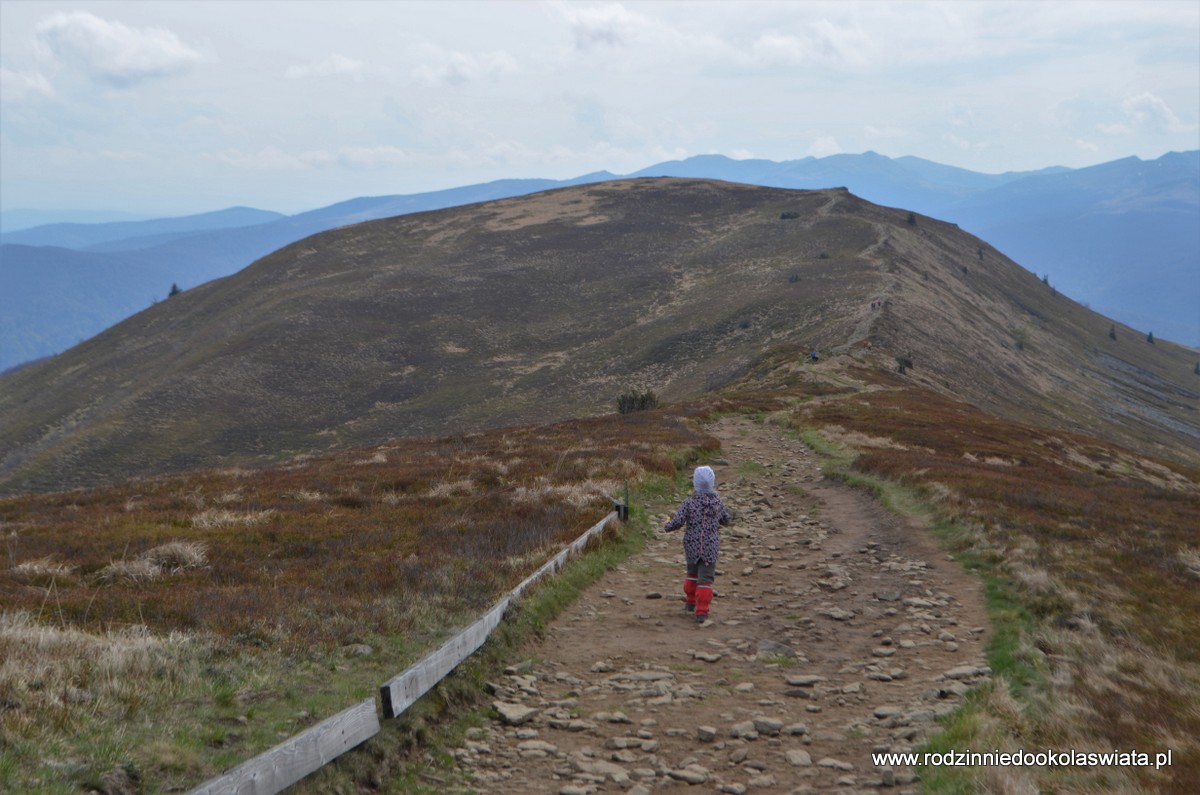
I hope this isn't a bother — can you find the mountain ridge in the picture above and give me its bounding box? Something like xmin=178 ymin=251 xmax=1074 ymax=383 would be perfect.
xmin=3 ymin=150 xmax=1196 ymax=373
xmin=1 ymin=178 xmax=1195 ymax=496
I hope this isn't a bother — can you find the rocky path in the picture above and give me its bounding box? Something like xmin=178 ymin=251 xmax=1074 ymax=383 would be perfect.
xmin=454 ymin=416 xmax=992 ymax=794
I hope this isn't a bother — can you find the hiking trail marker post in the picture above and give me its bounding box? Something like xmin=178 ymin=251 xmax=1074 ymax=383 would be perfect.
xmin=612 ymin=480 xmax=630 ymax=521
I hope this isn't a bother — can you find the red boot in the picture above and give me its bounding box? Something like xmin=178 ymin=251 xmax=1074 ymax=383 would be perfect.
xmin=683 ymin=577 xmax=698 ymax=612
xmin=695 ymin=583 xmax=713 ymax=622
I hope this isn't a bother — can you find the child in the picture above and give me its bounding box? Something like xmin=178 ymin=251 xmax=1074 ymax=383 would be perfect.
xmin=662 ymin=465 xmax=731 ymax=623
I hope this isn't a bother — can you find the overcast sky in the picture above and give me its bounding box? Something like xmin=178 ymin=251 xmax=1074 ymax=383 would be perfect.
xmin=1 ymin=0 xmax=1197 ymax=216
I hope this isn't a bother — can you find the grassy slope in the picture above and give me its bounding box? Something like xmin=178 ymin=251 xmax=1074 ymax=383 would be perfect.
xmin=6 ymin=179 xmax=1194 ymax=498
xmin=3 ymin=362 xmax=1197 ymax=792
xmin=0 ymin=410 xmax=715 ymax=792
xmin=0 ymin=181 xmax=876 ymax=494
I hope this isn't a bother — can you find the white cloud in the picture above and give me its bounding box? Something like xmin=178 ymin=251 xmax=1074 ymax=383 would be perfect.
xmin=99 ymin=149 xmax=148 ymax=162
xmin=34 ymin=11 xmax=202 ymax=87
xmin=0 ymin=67 xmax=54 ymax=101
xmin=206 ymin=145 xmax=415 ymax=172
xmin=556 ymin=2 xmax=647 ymax=50
xmin=807 ymin=136 xmax=842 ymax=158
xmin=1073 ymin=138 xmax=1100 ymax=153
xmin=864 ymin=125 xmax=906 ymax=140
xmin=1120 ymin=92 xmax=1193 ymax=133
xmin=205 ymin=147 xmax=312 ymax=172
xmin=286 ymin=53 xmax=365 ymax=80
xmin=943 ymin=131 xmax=989 ymax=151
xmin=336 ymin=146 xmax=412 ymax=169
xmin=413 ymin=48 xmax=518 ymax=86
xmin=749 ymin=33 xmax=808 ymax=66
xmin=806 ymin=18 xmax=871 ymax=69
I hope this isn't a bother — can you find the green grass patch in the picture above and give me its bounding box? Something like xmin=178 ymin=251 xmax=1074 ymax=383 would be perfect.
xmin=798 ymin=429 xmax=855 ymax=470
xmin=735 ymin=461 xmax=767 ymax=477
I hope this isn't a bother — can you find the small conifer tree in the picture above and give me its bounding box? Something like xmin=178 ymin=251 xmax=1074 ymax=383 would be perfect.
xmin=1147 ymin=331 xmax=1155 ymax=345
xmin=168 ymin=283 xmax=181 ymax=297
xmin=1109 ymin=325 xmax=1117 ymax=341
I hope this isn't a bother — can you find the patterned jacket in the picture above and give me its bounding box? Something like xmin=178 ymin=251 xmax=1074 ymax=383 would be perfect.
xmin=664 ymin=492 xmax=731 ymax=565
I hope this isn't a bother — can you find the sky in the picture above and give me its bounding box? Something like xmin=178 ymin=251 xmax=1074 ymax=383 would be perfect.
xmin=1 ymin=0 xmax=1198 ymax=217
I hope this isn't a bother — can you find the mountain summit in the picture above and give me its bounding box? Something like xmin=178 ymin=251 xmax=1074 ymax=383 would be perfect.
xmin=0 ymin=179 xmax=1195 ymax=494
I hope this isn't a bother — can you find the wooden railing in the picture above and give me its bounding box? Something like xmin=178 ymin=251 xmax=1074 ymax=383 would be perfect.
xmin=187 ymin=511 xmax=618 ymax=795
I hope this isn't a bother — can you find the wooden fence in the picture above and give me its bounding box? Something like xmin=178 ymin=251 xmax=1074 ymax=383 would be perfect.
xmin=187 ymin=510 xmax=618 ymax=795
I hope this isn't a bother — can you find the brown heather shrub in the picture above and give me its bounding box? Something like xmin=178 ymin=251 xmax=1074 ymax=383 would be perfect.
xmin=0 ymin=408 xmax=712 ymax=650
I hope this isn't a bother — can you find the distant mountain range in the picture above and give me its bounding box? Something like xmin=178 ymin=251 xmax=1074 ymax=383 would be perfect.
xmin=2 ymin=150 xmax=1196 ymax=371
xmin=0 ymin=208 xmax=151 ymax=231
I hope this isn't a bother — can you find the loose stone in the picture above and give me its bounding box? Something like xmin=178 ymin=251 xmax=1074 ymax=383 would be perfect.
xmin=786 ymin=749 xmax=813 ymax=766
xmin=818 ymin=757 xmax=855 ymax=771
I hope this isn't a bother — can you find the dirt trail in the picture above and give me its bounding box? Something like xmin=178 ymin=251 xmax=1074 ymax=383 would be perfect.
xmin=454 ymin=416 xmax=991 ymax=794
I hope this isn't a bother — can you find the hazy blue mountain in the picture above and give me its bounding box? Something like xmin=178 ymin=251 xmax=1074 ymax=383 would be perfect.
xmin=0 ymin=206 xmax=285 ymax=250
xmin=937 ymin=151 xmax=1200 ymax=345
xmin=2 ymin=152 xmax=1195 ymax=372
xmin=0 ymin=245 xmax=180 ymax=371
xmin=631 ymin=151 xmax=1069 ymax=211
xmin=0 ymin=209 xmax=151 ymax=233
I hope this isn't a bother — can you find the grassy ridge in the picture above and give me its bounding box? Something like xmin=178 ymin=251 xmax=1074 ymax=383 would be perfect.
xmin=0 ymin=410 xmax=716 ymax=792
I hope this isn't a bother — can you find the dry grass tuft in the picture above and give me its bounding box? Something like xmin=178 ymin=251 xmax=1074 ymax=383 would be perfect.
xmin=356 ymin=452 xmax=388 ymax=465
xmin=0 ymin=611 xmax=191 ymax=742
xmin=190 ymin=509 xmax=275 ymax=529
xmin=427 ymin=478 xmax=475 ymax=498
xmin=12 ymin=556 xmax=76 ymax=583
xmin=1178 ymin=546 xmax=1200 ymax=580
xmin=93 ymin=542 xmax=207 ymax=584
xmin=95 ymin=557 xmax=163 ymax=584
xmin=820 ymin=424 xmax=909 ymax=451
xmin=143 ymin=541 xmax=208 ymax=573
